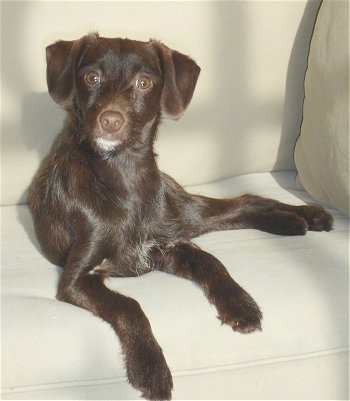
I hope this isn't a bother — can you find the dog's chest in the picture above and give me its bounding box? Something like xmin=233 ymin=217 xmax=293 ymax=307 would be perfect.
xmin=87 ymin=165 xmax=165 ymax=276
xmin=102 ymin=238 xmax=162 ymax=277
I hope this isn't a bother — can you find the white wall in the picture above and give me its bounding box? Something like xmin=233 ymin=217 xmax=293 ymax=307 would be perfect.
xmin=1 ymin=0 xmax=321 ymax=205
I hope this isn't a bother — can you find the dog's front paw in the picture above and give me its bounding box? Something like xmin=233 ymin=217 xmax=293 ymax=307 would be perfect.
xmin=296 ymin=204 xmax=333 ymax=232
xmin=214 ymin=284 xmax=262 ymax=334
xmin=126 ymin=339 xmax=173 ymax=400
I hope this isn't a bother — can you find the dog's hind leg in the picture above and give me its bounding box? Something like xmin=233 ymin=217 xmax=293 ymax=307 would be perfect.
xmin=188 ymin=193 xmax=333 ymax=236
xmin=156 ymin=241 xmax=262 ymax=334
xmin=57 ymin=239 xmax=173 ymax=401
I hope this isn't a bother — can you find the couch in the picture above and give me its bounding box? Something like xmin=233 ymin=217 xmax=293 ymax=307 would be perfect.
xmin=1 ymin=1 xmax=349 ymax=400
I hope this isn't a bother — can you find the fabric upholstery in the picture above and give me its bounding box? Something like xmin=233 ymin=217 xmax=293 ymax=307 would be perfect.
xmin=295 ymin=0 xmax=349 ymax=216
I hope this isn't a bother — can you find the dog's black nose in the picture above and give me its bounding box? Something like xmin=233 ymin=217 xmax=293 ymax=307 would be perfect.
xmin=99 ymin=111 xmax=124 ymax=133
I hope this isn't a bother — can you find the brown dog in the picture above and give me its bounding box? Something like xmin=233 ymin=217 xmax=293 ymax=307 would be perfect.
xmin=28 ymin=33 xmax=333 ymax=400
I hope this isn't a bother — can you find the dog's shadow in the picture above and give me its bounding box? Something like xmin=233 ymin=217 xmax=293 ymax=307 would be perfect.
xmin=17 ymin=92 xmax=63 ymax=260
xmin=17 ymin=202 xmax=40 ymax=254
xmin=21 ymin=91 xmax=63 ymax=161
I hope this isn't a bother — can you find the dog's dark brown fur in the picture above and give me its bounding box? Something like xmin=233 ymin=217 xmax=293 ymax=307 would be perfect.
xmin=28 ymin=33 xmax=333 ymax=400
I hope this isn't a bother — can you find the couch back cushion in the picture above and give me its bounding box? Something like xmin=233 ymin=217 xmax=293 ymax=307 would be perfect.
xmin=295 ymin=0 xmax=349 ymax=216
xmin=2 ymin=1 xmax=317 ymax=205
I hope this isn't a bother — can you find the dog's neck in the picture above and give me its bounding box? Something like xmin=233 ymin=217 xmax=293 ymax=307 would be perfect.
xmin=78 ymin=121 xmax=162 ymax=199
xmin=93 ymin=147 xmax=160 ymax=189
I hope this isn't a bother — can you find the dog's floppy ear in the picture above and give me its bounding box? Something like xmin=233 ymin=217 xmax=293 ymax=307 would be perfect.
xmin=46 ymin=38 xmax=83 ymax=107
xmin=155 ymin=42 xmax=200 ymax=119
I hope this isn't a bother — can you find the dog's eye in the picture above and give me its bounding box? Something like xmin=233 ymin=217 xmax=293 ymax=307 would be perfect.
xmin=135 ymin=76 xmax=153 ymax=90
xmin=84 ymin=71 xmax=101 ymax=86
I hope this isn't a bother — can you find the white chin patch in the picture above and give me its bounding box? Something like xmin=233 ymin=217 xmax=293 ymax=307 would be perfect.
xmin=96 ymin=138 xmax=122 ymax=152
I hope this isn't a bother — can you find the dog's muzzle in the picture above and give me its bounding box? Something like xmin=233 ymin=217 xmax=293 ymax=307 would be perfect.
xmin=95 ymin=110 xmax=126 ymax=151
xmin=99 ymin=110 xmax=124 ymax=134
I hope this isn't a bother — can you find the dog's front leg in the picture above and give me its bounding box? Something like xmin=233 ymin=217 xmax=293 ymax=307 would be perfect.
xmin=57 ymin=244 xmax=173 ymax=401
xmin=158 ymin=241 xmax=262 ymax=333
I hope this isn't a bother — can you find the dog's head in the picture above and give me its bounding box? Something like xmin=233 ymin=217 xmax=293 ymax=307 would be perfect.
xmin=46 ymin=33 xmax=200 ymax=154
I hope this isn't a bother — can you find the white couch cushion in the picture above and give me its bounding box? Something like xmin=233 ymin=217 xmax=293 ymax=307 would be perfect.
xmin=2 ymin=172 xmax=349 ymax=400
xmin=295 ymin=0 xmax=349 ymax=217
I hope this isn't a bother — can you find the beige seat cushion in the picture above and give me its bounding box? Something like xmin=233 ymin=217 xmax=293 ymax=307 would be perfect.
xmin=2 ymin=172 xmax=349 ymax=400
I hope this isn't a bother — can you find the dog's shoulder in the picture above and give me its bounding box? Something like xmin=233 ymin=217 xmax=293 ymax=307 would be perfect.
xmin=29 ymin=129 xmax=97 ymax=207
